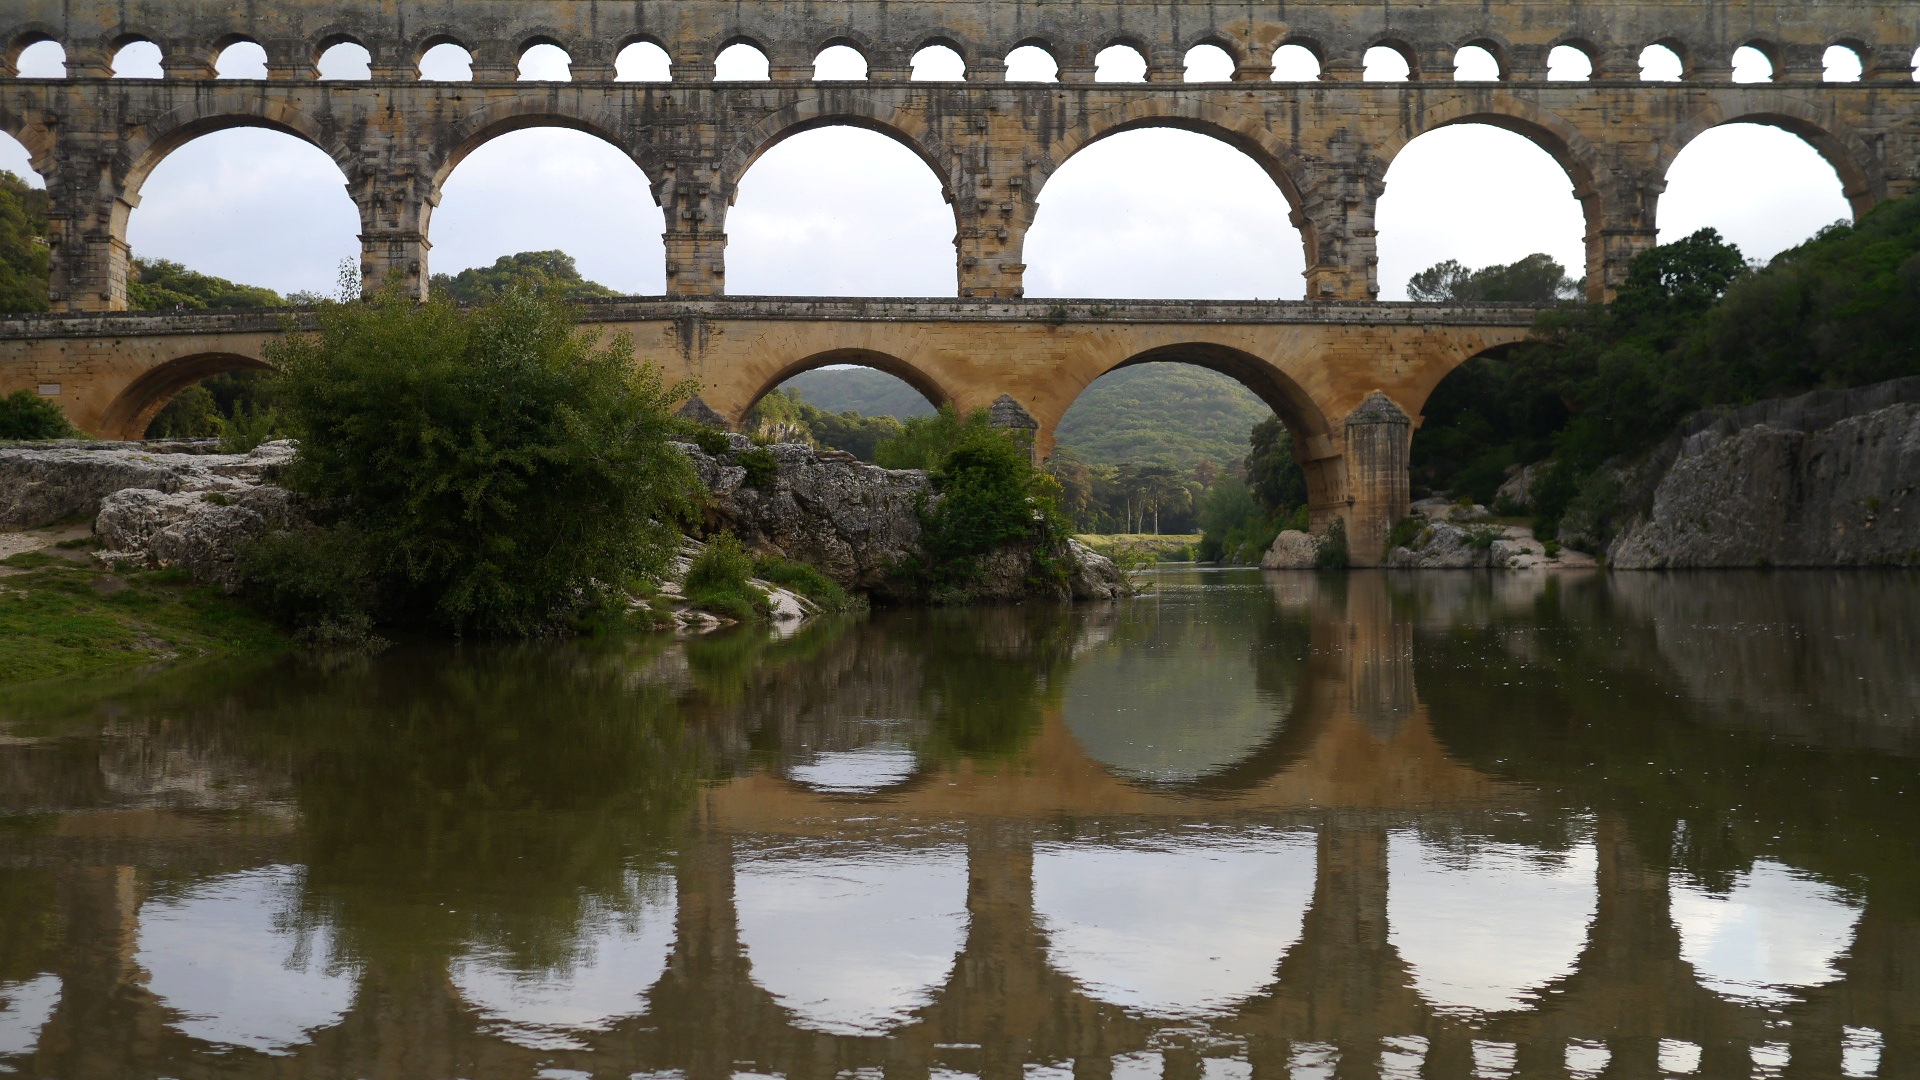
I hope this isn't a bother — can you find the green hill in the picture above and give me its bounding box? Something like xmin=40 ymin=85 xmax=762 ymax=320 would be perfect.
xmin=780 ymin=363 xmax=1272 ymax=471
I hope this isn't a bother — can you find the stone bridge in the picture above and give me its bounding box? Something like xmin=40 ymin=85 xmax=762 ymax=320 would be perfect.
xmin=2 ymin=0 xmax=1918 ymax=560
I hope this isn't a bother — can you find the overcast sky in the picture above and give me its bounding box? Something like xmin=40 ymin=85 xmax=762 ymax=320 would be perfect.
xmin=0 ymin=39 xmax=1861 ymax=302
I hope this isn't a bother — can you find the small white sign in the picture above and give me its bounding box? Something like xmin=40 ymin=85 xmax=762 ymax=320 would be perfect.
xmin=36 ymin=383 xmax=60 ymax=396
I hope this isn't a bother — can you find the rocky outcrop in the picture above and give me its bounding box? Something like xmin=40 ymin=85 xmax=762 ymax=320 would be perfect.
xmin=1609 ymin=384 xmax=1920 ymax=569
xmin=1494 ymin=461 xmax=1553 ymax=511
xmin=679 ymin=435 xmax=1123 ymax=601
xmin=1383 ymin=522 xmax=1593 ymax=569
xmin=0 ymin=440 xmax=294 ymax=527
xmin=94 ymin=485 xmax=306 ymax=590
xmin=1260 ymin=530 xmax=1320 ymax=569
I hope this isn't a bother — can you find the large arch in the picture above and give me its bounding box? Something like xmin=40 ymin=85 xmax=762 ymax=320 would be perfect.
xmin=1659 ymin=105 xmax=1878 ymax=220
xmin=100 ymin=351 xmax=272 ymax=442
xmin=719 ymin=96 xmax=958 ymax=200
xmin=734 ymin=348 xmax=953 ymax=427
xmin=1036 ymin=99 xmax=1312 ymax=214
xmin=426 ymin=100 xmax=662 ymax=196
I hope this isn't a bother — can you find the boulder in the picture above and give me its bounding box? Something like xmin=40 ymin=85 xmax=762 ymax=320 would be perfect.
xmin=1261 ymin=530 xmax=1320 ymax=569
xmin=1384 ymin=521 xmax=1593 ymax=570
xmin=1495 ymin=461 xmax=1554 ymax=510
xmin=95 ymin=485 xmax=306 ymax=591
xmin=0 ymin=440 xmax=296 ymax=528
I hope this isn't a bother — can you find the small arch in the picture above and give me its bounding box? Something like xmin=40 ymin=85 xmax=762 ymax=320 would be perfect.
xmin=743 ymin=350 xmax=951 ymax=425
xmin=315 ymin=40 xmax=372 ymax=80
xmin=1823 ymin=44 xmax=1864 ymax=82
xmin=1547 ymin=44 xmax=1594 ymax=81
xmin=1454 ymin=44 xmax=1502 ymax=81
xmin=614 ymin=40 xmax=671 ymax=82
xmin=214 ymin=40 xmax=268 ymax=79
xmin=1364 ymin=44 xmax=1413 ymax=82
xmin=102 ymin=352 xmax=274 ymax=442
xmin=910 ymin=44 xmax=965 ymax=81
xmin=517 ymin=40 xmax=572 ymax=82
xmin=814 ymin=44 xmax=867 ymax=81
xmin=1095 ymin=44 xmax=1147 ymax=82
xmin=1639 ymin=43 xmax=1684 ymax=81
xmin=111 ymin=39 xmax=164 ymax=79
xmin=1733 ymin=43 xmax=1775 ymax=83
xmin=12 ymin=38 xmax=66 ymax=78
xmin=1183 ymin=44 xmax=1235 ymax=82
xmin=715 ymin=41 xmax=771 ymax=81
xmin=1271 ymin=42 xmax=1322 ymax=81
xmin=419 ymin=41 xmax=473 ymax=81
xmin=1005 ymin=43 xmax=1060 ymax=82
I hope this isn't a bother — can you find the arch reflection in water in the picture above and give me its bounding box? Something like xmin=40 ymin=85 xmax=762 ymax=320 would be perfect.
xmin=1034 ymin=829 xmax=1315 ymax=1016
xmin=1387 ymin=832 xmax=1597 ymax=1014
xmin=788 ymin=740 xmax=918 ymax=793
xmin=1671 ymin=859 xmax=1862 ymax=1005
xmin=734 ymin=843 xmax=967 ymax=1035
xmin=136 ymin=866 xmax=355 ymax=1054
xmin=450 ymin=872 xmax=677 ymax=1049
xmin=0 ymin=975 xmax=60 ymax=1057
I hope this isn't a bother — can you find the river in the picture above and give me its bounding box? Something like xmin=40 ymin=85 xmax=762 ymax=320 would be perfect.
xmin=2 ymin=568 xmax=1918 ymax=1078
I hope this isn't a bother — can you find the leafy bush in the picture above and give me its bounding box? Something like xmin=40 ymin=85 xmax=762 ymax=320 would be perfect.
xmin=753 ymin=555 xmax=861 ymax=613
xmin=236 ymin=527 xmax=383 ymax=647
xmin=1313 ymin=519 xmax=1350 ymax=569
xmin=736 ymin=446 xmax=778 ymax=488
xmin=687 ymin=426 xmax=732 ymax=456
xmin=216 ymin=404 xmax=284 ymax=453
xmin=919 ymin=428 xmax=1050 ymax=580
xmin=684 ymin=533 xmax=770 ymax=621
xmin=0 ymin=388 xmax=78 ymax=440
xmin=874 ymin=404 xmax=996 ymax=470
xmin=260 ymin=285 xmax=704 ymax=637
xmin=1385 ymin=515 xmax=1424 ymax=554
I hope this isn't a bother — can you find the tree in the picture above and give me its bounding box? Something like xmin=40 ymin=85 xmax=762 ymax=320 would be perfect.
xmin=1244 ymin=418 xmax=1307 ymax=512
xmin=256 ymin=285 xmax=704 ymax=637
xmin=1408 ymin=253 xmax=1581 ymax=303
xmin=129 ymin=258 xmax=283 ymax=310
xmin=431 ymin=251 xmax=622 ymax=304
xmin=0 ymin=388 xmax=78 ymax=440
xmin=0 ymin=171 xmax=50 ymax=314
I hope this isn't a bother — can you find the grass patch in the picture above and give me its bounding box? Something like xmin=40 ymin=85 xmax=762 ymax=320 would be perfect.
xmin=752 ymin=555 xmax=862 ymax=613
xmin=684 ymin=534 xmax=771 ymax=622
xmin=0 ymin=553 xmax=286 ymax=686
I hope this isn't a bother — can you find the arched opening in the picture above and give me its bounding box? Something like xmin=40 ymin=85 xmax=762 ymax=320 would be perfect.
xmin=419 ymin=41 xmax=474 ymax=81
xmin=1732 ymin=44 xmax=1774 ymax=83
xmin=1548 ymin=44 xmax=1593 ymax=81
xmin=1823 ymin=45 xmax=1864 ymax=82
xmin=111 ymin=39 xmax=163 ymax=79
xmin=734 ymin=844 xmax=967 ymax=1036
xmin=316 ymin=41 xmax=371 ymax=80
xmin=1376 ymin=125 xmax=1586 ymax=300
xmin=127 ymin=127 xmax=359 ymax=299
xmin=615 ymin=41 xmax=671 ymax=81
xmin=715 ymin=42 xmax=771 ymax=81
xmin=143 ymin=365 xmax=282 ymax=440
xmin=1271 ymin=43 xmax=1322 ymax=81
xmin=432 ymin=127 xmax=665 ymax=296
xmin=1034 ymin=832 xmax=1316 ymax=1016
xmin=13 ymin=39 xmax=66 ymax=78
xmin=0 ymin=132 xmax=48 ymax=314
xmin=214 ymin=41 xmax=268 ymax=79
xmin=1095 ymin=44 xmax=1148 ymax=82
xmin=726 ymin=127 xmax=954 ymax=296
xmin=1024 ymin=129 xmax=1304 ymax=299
xmin=1639 ymin=44 xmax=1684 ymax=81
xmin=105 ymin=352 xmax=275 ymax=442
xmin=450 ymin=874 xmax=676 ymax=1048
xmin=1005 ymin=44 xmax=1059 ymax=82
xmin=1670 ymin=860 xmax=1862 ymax=1005
xmin=1364 ymin=45 xmax=1412 ymax=82
xmin=1388 ymin=832 xmax=1597 ymax=1014
xmin=1050 ymin=347 xmax=1329 ymax=547
xmin=910 ymin=44 xmax=965 ymax=81
xmin=1183 ymin=44 xmax=1235 ymax=82
xmin=1454 ymin=45 xmax=1501 ymax=81
xmin=136 ymin=867 xmax=356 ymax=1054
xmin=518 ymin=42 xmax=571 ymax=81
xmin=1659 ymin=124 xmax=1852 ymax=263
xmin=814 ymin=44 xmax=866 ymax=80
xmin=750 ymin=355 xmax=941 ymax=460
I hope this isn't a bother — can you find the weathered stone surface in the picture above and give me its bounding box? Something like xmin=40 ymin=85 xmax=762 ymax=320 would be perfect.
xmin=96 ymin=485 xmax=306 ymax=590
xmin=1495 ymin=461 xmax=1554 ymax=510
xmin=1385 ymin=521 xmax=1595 ymax=569
xmin=0 ymin=440 xmax=294 ymax=528
xmin=1261 ymin=530 xmax=1321 ymax=570
xmin=1609 ymin=402 xmax=1920 ymax=569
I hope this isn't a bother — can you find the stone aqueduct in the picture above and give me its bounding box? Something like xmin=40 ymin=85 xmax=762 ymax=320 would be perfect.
xmin=1 ymin=0 xmax=1918 ymax=562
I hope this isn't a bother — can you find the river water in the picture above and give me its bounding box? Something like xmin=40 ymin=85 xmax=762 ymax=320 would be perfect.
xmin=2 ymin=568 xmax=1918 ymax=1079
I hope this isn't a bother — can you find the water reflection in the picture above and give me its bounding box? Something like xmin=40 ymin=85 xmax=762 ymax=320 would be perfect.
xmin=0 ymin=569 xmax=1917 ymax=1076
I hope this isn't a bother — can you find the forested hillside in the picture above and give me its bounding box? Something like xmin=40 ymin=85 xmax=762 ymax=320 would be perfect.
xmin=781 ymin=368 xmax=938 ymax=419
xmin=0 ymin=171 xmax=50 ymax=314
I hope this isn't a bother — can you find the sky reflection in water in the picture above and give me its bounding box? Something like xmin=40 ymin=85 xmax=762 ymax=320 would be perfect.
xmin=0 ymin=570 xmax=1916 ymax=1075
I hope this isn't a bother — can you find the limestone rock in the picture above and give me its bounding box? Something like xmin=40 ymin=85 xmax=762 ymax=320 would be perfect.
xmin=1609 ymin=402 xmax=1920 ymax=569
xmin=0 ymin=440 xmax=296 ymax=528
xmin=1261 ymin=530 xmax=1320 ymax=569
xmin=95 ymin=485 xmax=305 ymax=590
xmin=1495 ymin=461 xmax=1554 ymax=510
xmin=1384 ymin=521 xmax=1593 ymax=570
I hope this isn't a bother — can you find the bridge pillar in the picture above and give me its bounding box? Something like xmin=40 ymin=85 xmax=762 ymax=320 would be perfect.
xmin=43 ymin=147 xmax=133 ymax=312
xmin=1298 ymin=167 xmax=1382 ymax=301
xmin=663 ymin=165 xmax=729 ymax=295
xmin=955 ymin=173 xmax=1031 ymax=297
xmin=356 ymin=172 xmax=433 ymax=300
xmin=1587 ymin=173 xmax=1665 ymax=301
xmin=1341 ymin=392 xmax=1412 ymax=568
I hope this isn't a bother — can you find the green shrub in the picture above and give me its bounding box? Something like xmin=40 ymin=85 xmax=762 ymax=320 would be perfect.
xmin=237 ymin=527 xmax=382 ymax=644
xmin=0 ymin=388 xmax=78 ymax=440
xmin=262 ymin=285 xmax=704 ymax=637
xmin=873 ymin=404 xmax=994 ymax=470
xmin=736 ymin=446 xmax=778 ymax=488
xmin=685 ymin=533 xmax=770 ymax=621
xmin=1385 ymin=515 xmax=1424 ymax=554
xmin=753 ymin=555 xmax=861 ymax=613
xmin=1543 ymin=539 xmax=1562 ymax=558
xmin=687 ymin=426 xmax=732 ymax=456
xmin=1313 ymin=519 xmax=1350 ymax=569
xmin=216 ymin=403 xmax=285 ymax=453
xmin=1465 ymin=525 xmax=1503 ymax=550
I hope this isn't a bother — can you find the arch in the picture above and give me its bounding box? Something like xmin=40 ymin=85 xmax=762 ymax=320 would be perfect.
xmin=1055 ymin=344 xmax=1333 ymax=466
xmin=213 ymin=39 xmax=267 ymax=79
xmin=1094 ymin=43 xmax=1148 ymax=82
xmin=10 ymin=36 xmax=65 ymax=78
xmin=314 ymin=38 xmax=371 ymax=80
xmin=426 ymin=99 xmax=662 ymax=196
xmin=1035 ymin=97 xmax=1313 ymax=217
xmin=0 ymin=123 xmax=46 ymax=186
xmin=1271 ymin=41 xmax=1322 ymax=81
xmin=1004 ymin=41 xmax=1060 ymax=82
xmin=1364 ymin=41 xmax=1415 ymax=81
xmin=120 ymin=99 xmax=353 ymax=199
xmin=910 ymin=43 xmax=966 ymax=81
xmin=101 ymin=352 xmax=273 ymax=441
xmin=1182 ymin=43 xmax=1235 ymax=82
xmin=517 ymin=39 xmax=572 ymax=81
xmin=714 ymin=40 xmax=771 ymax=81
xmin=418 ymin=40 xmax=474 ymax=81
xmin=1659 ymin=104 xmax=1882 ymax=215
xmin=1547 ymin=42 xmax=1595 ymax=81
xmin=813 ymin=43 xmax=867 ymax=81
xmin=739 ymin=350 xmax=952 ymax=424
xmin=1732 ymin=43 xmax=1776 ymax=83
xmin=719 ymin=96 xmax=957 ymax=207
xmin=1639 ymin=42 xmax=1685 ymax=81
xmin=1453 ymin=42 xmax=1504 ymax=81
xmin=1823 ymin=43 xmax=1865 ymax=82
xmin=1659 ymin=121 xmax=1859 ymax=260
xmin=1670 ymin=859 xmax=1862 ymax=1006
xmin=110 ymin=38 xmax=163 ymax=79
xmin=614 ymin=39 xmax=671 ymax=82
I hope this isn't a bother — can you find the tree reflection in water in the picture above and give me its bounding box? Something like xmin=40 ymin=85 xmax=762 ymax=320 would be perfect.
xmin=0 ymin=570 xmax=1917 ymax=1076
